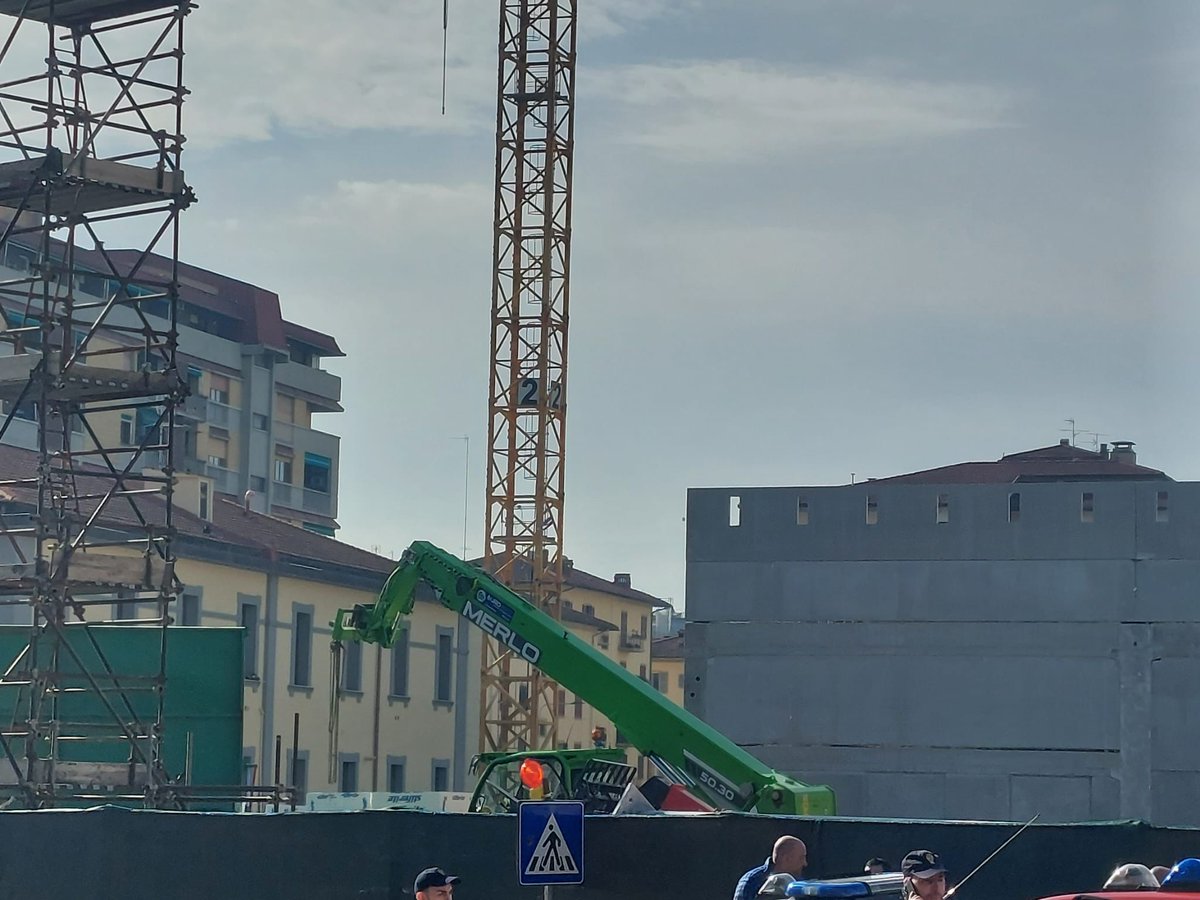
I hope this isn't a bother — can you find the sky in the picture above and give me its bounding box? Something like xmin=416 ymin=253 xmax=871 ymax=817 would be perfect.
xmin=94 ymin=1 xmax=1200 ymax=610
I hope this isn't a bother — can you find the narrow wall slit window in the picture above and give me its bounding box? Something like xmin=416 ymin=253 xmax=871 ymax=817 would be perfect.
xmin=1008 ymin=492 xmax=1021 ymax=523
xmin=936 ymin=493 xmax=950 ymax=524
xmin=796 ymin=497 xmax=809 ymax=525
xmin=1081 ymin=492 xmax=1095 ymax=523
xmin=1157 ymin=491 xmax=1169 ymax=523
xmin=866 ymin=495 xmax=879 ymax=525
xmin=729 ymin=495 xmax=741 ymax=527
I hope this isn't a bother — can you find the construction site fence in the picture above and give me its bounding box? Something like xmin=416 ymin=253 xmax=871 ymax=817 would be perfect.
xmin=0 ymin=806 xmax=1194 ymax=900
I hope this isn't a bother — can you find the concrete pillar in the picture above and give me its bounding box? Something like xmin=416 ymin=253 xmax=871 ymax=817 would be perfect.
xmin=1118 ymin=623 xmax=1152 ymax=821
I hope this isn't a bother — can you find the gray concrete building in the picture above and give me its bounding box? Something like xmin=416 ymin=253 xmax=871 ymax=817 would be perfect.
xmin=685 ymin=441 xmax=1200 ymax=825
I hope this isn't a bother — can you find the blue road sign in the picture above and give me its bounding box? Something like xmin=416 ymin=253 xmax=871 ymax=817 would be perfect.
xmin=518 ymin=800 xmax=585 ymax=886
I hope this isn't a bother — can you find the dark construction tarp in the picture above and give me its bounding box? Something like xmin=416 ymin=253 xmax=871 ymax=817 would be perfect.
xmin=0 ymin=806 xmax=1193 ymax=900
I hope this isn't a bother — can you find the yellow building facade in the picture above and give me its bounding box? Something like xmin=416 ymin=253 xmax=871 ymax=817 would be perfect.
xmin=650 ymin=632 xmax=686 ymax=709
xmin=555 ymin=565 xmax=669 ymax=767
xmin=121 ymin=492 xmax=482 ymax=797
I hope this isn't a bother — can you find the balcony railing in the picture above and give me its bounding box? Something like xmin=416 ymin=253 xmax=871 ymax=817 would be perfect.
xmin=619 ymin=633 xmax=644 ymax=652
xmin=206 ymin=400 xmax=233 ymax=427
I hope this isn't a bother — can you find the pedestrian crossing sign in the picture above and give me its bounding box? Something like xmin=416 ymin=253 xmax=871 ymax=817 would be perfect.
xmin=518 ymin=800 xmax=585 ymax=886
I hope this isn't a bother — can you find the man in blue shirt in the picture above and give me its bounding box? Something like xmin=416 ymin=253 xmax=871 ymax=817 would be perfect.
xmin=733 ymin=836 xmax=808 ymax=900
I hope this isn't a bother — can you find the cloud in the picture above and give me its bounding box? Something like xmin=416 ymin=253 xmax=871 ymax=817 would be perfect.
xmin=183 ymin=0 xmax=680 ymax=149
xmin=587 ymin=60 xmax=1016 ymax=162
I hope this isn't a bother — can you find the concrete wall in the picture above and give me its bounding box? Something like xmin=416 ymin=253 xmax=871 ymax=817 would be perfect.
xmin=686 ymin=480 xmax=1200 ymax=826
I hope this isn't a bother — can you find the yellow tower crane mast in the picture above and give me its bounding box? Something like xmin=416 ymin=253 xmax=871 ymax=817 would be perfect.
xmin=482 ymin=0 xmax=576 ymax=753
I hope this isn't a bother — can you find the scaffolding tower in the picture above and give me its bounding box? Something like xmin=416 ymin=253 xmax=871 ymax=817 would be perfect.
xmin=483 ymin=0 xmax=576 ymax=753
xmin=0 ymin=0 xmax=193 ymax=807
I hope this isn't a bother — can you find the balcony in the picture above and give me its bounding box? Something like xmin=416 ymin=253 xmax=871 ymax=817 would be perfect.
xmin=275 ymin=361 xmax=341 ymax=412
xmin=619 ymin=633 xmax=644 ymax=652
xmin=271 ymin=481 xmax=333 ymax=517
xmin=206 ymin=400 xmax=234 ymax=427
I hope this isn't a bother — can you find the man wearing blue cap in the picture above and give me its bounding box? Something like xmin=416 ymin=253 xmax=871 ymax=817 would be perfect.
xmin=415 ymin=866 xmax=461 ymax=900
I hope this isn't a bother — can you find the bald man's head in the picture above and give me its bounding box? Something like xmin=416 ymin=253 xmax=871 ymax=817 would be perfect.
xmin=772 ymin=836 xmax=808 ymax=876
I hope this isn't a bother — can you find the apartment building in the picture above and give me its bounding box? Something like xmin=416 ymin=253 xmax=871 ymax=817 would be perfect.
xmin=650 ymin=632 xmax=685 ymax=709
xmin=556 ymin=563 xmax=670 ymax=754
xmin=687 ymin=439 xmax=1200 ymax=826
xmin=0 ymin=240 xmax=344 ymax=535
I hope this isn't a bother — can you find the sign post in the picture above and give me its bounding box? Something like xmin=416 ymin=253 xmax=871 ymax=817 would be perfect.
xmin=519 ymin=799 xmax=585 ymax=900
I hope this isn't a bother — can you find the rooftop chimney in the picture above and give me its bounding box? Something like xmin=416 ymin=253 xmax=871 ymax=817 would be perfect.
xmin=1110 ymin=441 xmax=1136 ymax=466
xmin=1059 ymin=438 xmax=1070 ymax=446
xmin=613 ymin=573 xmax=631 ymax=588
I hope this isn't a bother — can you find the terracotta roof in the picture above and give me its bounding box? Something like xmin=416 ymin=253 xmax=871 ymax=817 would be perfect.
xmin=282 ymin=321 xmax=344 ymax=358
xmin=471 ymin=554 xmax=668 ymax=608
xmin=651 ymin=633 xmax=684 ymax=658
xmin=16 ymin=237 xmax=341 ymax=358
xmin=562 ymin=606 xmax=617 ymax=632
xmin=865 ymin=442 xmax=1169 ymax=485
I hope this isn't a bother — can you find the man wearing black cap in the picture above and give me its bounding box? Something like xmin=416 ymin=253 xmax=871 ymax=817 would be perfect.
xmin=415 ymin=866 xmax=461 ymax=900
xmin=901 ymin=850 xmax=948 ymax=900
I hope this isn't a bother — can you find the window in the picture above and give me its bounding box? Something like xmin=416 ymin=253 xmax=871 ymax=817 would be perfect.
xmin=640 ymin=615 xmax=648 ymax=639
xmin=434 ymin=628 xmax=454 ymax=703
xmin=866 ymin=495 xmax=879 ymax=525
xmin=573 ymin=695 xmax=583 ymax=719
xmin=620 ymin=611 xmax=628 ymax=642
xmin=1157 ymin=491 xmax=1169 ymax=523
xmin=729 ymin=495 xmax=741 ymax=526
xmin=137 ymin=406 xmax=162 ymax=445
xmin=250 ymin=475 xmax=266 ymax=493
xmin=582 ymin=604 xmax=594 ymax=617
xmin=120 ymin=414 xmax=133 ymax=445
xmin=936 ymin=493 xmax=950 ymax=524
xmin=289 ymin=342 xmax=318 ymax=366
xmin=292 ymin=607 xmax=313 ymax=687
xmin=1008 ymin=492 xmax=1021 ymax=523
xmin=276 ymin=393 xmax=295 ymax=423
xmin=206 ymin=372 xmax=232 ymax=404
xmin=796 ymin=496 xmax=809 ymax=525
xmin=239 ymin=597 xmax=259 ymax=678
xmin=209 ymin=373 xmax=230 ymax=404
xmin=432 ymin=760 xmax=450 ymax=792
xmin=677 ymin=674 xmax=684 ymax=689
xmin=179 ymin=590 xmax=200 ymax=626
xmin=651 ymin=672 xmax=664 ymax=692
xmin=274 ymin=457 xmax=293 ymax=484
xmin=207 ymin=436 xmax=228 ymax=469
xmin=198 ymin=481 xmax=210 ymax=521
xmin=557 ymin=689 xmax=566 ymax=717
xmin=1081 ymin=492 xmax=1095 ymax=524
xmin=242 ymin=751 xmax=257 ymax=786
xmin=638 ymin=664 xmax=647 ymax=681
xmin=252 ymin=413 xmax=269 ymax=431
xmin=185 ymin=366 xmax=202 ymax=397
xmin=342 ymin=638 xmax=362 ymax=692
xmin=339 ymin=755 xmax=359 ymax=792
xmin=303 ymin=452 xmax=331 ymax=493
xmin=387 ymin=758 xmax=406 ymax=793
xmin=391 ymin=628 xmax=409 ymax=697
xmin=518 ymin=684 xmax=529 ymax=707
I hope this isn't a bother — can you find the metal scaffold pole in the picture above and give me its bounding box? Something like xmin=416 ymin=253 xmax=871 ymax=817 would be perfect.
xmin=0 ymin=0 xmax=193 ymax=807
